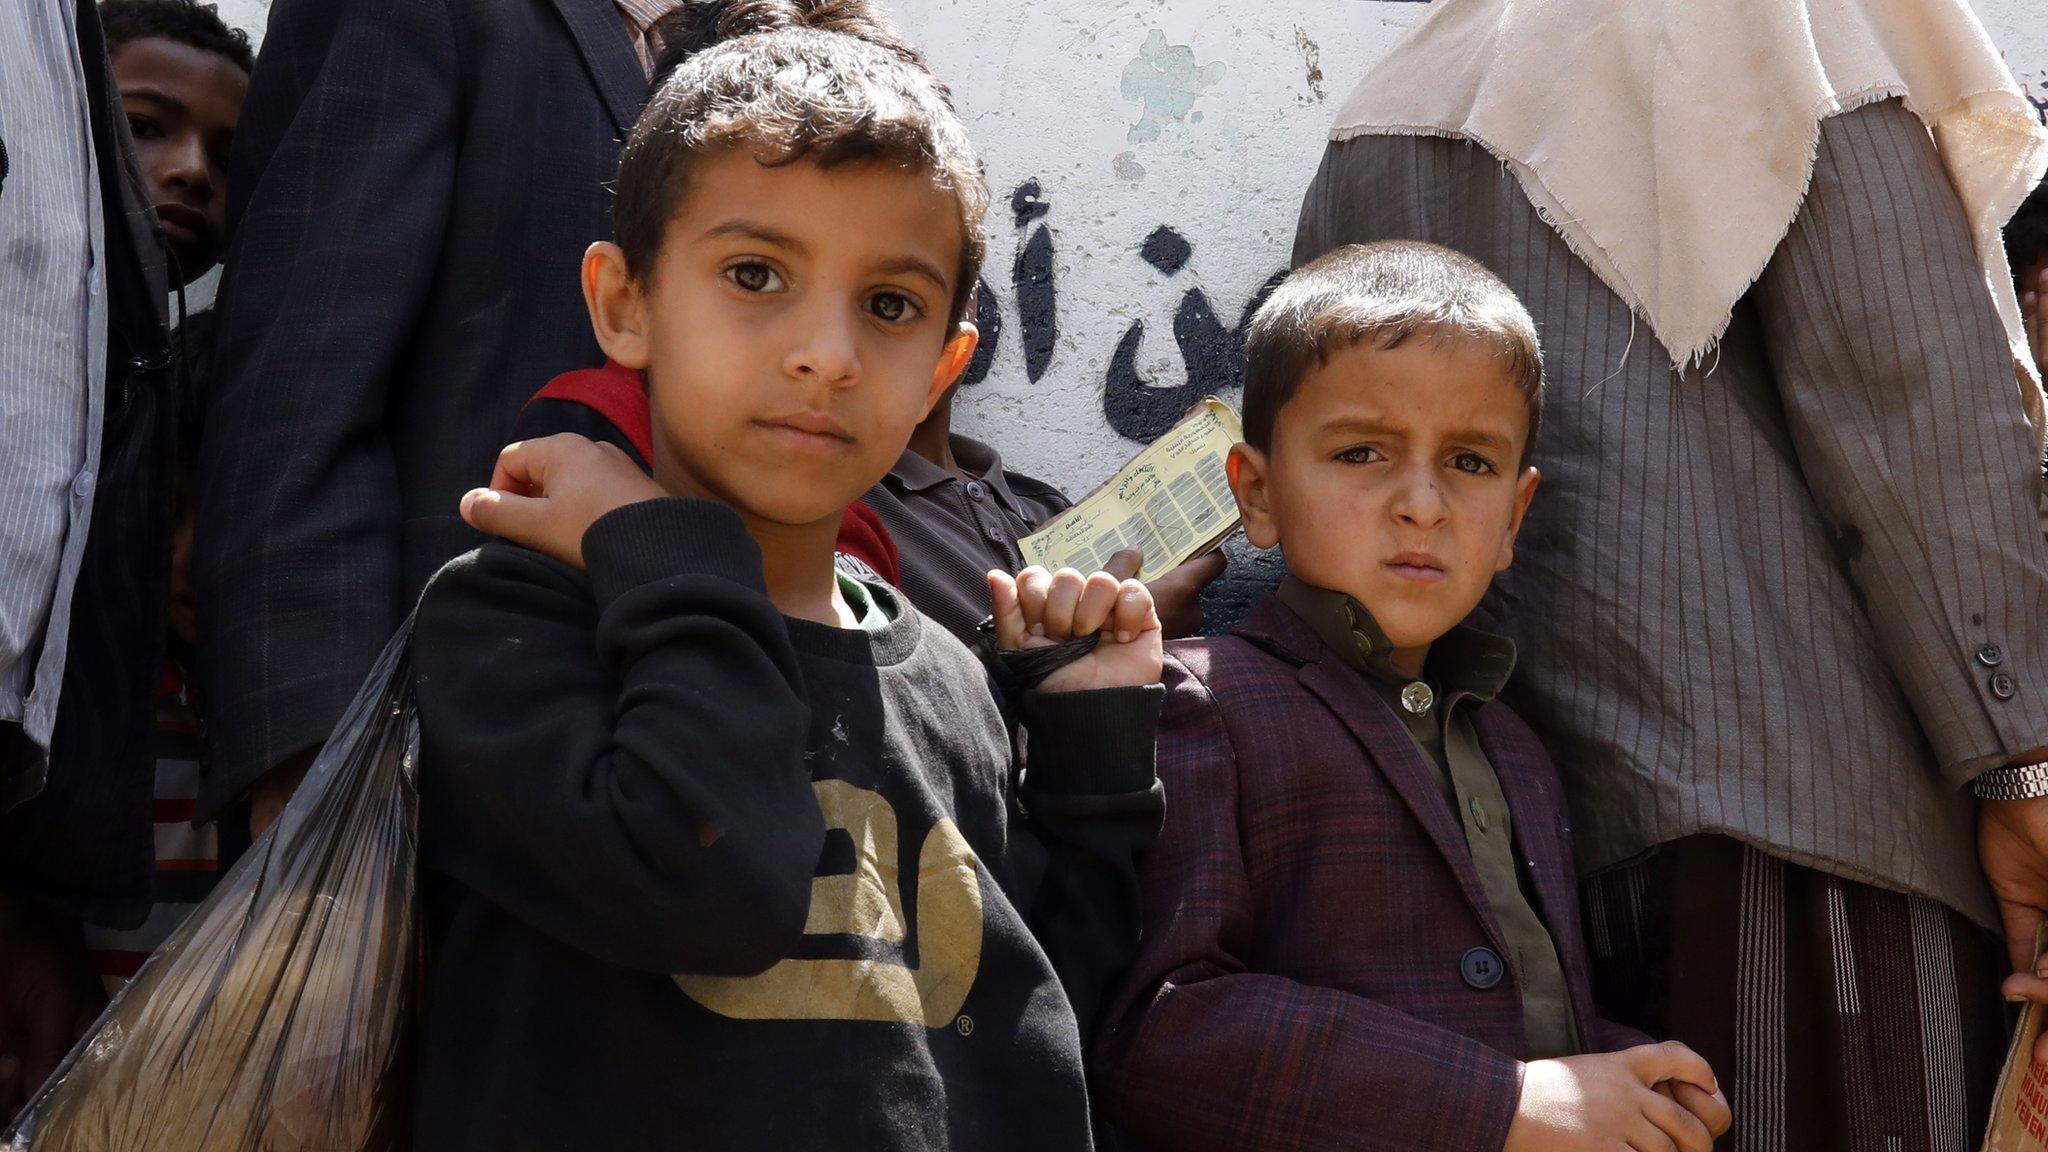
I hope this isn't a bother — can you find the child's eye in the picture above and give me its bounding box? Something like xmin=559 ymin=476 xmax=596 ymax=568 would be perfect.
xmin=1449 ymin=451 xmax=1498 ymax=476
xmin=1334 ymin=445 xmax=1385 ymax=465
xmin=725 ymin=262 xmax=785 ymax=293
xmin=127 ymin=114 xmax=161 ymax=140
xmin=866 ymin=291 xmax=923 ymax=324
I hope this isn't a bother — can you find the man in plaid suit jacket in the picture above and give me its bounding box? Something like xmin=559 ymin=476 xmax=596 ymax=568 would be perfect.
xmin=194 ymin=0 xmax=669 ymax=829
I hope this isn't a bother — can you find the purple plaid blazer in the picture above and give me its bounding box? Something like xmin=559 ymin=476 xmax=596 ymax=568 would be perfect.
xmin=1093 ymin=598 xmax=1646 ymax=1152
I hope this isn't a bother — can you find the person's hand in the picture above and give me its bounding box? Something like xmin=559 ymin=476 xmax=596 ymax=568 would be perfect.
xmin=1503 ymin=1042 xmax=1727 ymax=1152
xmin=1997 ymin=965 xmax=2048 ymax=1043
xmin=987 ymin=565 xmax=1162 ymax=693
xmin=1147 ymin=551 xmax=1227 ymax=639
xmin=459 ymin=434 xmax=668 ymax=569
xmin=1980 ymin=793 xmax=2048 ymax=1061
xmin=1656 ymin=1078 xmax=1734 ymax=1144
xmin=1097 ymin=547 xmax=1227 ymax=639
xmin=0 ymin=891 xmax=105 ymax=1121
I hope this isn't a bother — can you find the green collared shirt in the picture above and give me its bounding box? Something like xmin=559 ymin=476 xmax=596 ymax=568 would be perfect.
xmin=1276 ymin=577 xmax=1580 ymax=1059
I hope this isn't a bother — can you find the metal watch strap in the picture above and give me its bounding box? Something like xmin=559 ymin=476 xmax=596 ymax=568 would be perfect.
xmin=1973 ymin=760 xmax=2048 ymax=801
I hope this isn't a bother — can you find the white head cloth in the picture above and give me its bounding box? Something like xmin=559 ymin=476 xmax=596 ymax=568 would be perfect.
xmin=1332 ymin=0 xmax=2048 ymax=433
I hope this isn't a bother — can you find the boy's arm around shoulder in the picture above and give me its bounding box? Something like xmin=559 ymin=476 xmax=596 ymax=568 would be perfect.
xmin=412 ymin=499 xmax=826 ymax=975
xmin=1090 ymin=646 xmax=1525 ymax=1152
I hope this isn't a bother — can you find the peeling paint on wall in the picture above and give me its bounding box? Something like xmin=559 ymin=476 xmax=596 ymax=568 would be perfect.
xmin=1296 ymin=26 xmax=1326 ymax=103
xmin=1120 ymin=30 xmax=1227 ymax=145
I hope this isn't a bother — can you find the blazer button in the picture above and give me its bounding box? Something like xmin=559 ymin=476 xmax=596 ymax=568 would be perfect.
xmin=1461 ymin=946 xmax=1505 ymax=990
xmin=1979 ymin=643 xmax=2007 ymax=667
xmin=1992 ymin=672 xmax=2018 ymax=700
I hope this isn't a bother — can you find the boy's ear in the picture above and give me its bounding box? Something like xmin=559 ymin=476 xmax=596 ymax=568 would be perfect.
xmin=1494 ymin=465 xmax=1542 ymax=572
xmin=583 ymin=241 xmax=651 ymax=370
xmin=1227 ymin=443 xmax=1280 ymax=550
xmin=926 ymin=321 xmax=980 ymax=417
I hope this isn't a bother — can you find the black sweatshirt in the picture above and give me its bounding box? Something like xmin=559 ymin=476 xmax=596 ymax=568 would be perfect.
xmin=409 ymin=498 xmax=1165 ymax=1151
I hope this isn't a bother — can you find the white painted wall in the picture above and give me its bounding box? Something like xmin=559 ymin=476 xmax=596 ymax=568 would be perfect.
xmin=203 ymin=0 xmax=2047 ymax=490
xmin=915 ymin=0 xmax=2048 ymax=491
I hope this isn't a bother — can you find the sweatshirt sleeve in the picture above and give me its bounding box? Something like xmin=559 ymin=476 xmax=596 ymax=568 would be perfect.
xmin=412 ymin=498 xmax=826 ymax=975
xmin=1011 ymin=682 xmax=1166 ymax=1040
xmin=1091 ymin=655 xmax=1522 ymax=1152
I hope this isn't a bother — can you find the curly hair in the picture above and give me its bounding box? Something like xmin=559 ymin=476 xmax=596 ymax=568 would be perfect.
xmin=100 ymin=0 xmax=255 ymax=75
xmin=616 ymin=13 xmax=987 ymax=326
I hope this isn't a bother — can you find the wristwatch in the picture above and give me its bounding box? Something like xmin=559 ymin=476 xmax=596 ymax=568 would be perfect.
xmin=1973 ymin=760 xmax=2048 ymax=801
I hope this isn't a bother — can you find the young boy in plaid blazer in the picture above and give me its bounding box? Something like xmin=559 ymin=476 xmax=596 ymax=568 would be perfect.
xmin=1092 ymin=242 xmax=1731 ymax=1152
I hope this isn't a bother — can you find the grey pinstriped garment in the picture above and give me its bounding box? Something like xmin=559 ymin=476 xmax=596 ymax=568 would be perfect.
xmin=1295 ymin=99 xmax=2048 ymax=929
xmin=1583 ymin=837 xmax=2006 ymax=1152
xmin=0 ymin=0 xmax=106 ymax=767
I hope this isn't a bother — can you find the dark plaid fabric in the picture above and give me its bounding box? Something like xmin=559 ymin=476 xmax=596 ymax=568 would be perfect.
xmin=1094 ymin=598 xmax=1647 ymax=1152
xmin=197 ymin=0 xmax=652 ymax=817
xmin=1584 ymin=835 xmax=2009 ymax=1152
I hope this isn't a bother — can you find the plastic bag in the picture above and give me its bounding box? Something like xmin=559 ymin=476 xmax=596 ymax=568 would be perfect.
xmin=5 ymin=622 xmax=420 ymax=1152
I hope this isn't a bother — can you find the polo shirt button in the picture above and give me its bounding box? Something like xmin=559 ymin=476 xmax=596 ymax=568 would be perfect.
xmin=1469 ymin=796 xmax=1489 ymax=833
xmin=983 ymin=525 xmax=1005 ymax=544
xmin=1461 ymin=946 xmax=1504 ymax=990
xmin=965 ymin=481 xmax=987 ymax=502
xmin=1979 ymin=643 xmax=2007 ymax=667
xmin=71 ymin=470 xmax=95 ymax=499
xmin=1991 ymin=672 xmax=2017 ymax=700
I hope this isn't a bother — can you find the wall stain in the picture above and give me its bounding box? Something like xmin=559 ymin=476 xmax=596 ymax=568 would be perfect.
xmin=1294 ymin=26 xmax=1325 ymax=103
xmin=1120 ymin=29 xmax=1227 ymax=145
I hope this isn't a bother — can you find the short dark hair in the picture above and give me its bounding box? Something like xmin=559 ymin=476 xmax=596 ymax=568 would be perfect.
xmin=1241 ymin=241 xmax=1544 ymax=463
xmin=101 ymin=0 xmax=254 ymax=75
xmin=651 ymin=0 xmax=924 ymax=77
xmin=614 ymin=16 xmax=988 ymax=327
xmin=2008 ymin=180 xmax=2048 ymax=290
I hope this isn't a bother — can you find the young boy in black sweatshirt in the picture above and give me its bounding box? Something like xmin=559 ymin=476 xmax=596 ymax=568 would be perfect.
xmin=407 ymin=16 xmax=1166 ymax=1152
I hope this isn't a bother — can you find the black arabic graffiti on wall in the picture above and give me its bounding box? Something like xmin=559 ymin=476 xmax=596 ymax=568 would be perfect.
xmin=962 ymin=179 xmax=1288 ymax=445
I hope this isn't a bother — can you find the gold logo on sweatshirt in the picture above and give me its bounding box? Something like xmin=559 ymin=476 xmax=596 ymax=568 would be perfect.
xmin=674 ymin=780 xmax=984 ymax=1026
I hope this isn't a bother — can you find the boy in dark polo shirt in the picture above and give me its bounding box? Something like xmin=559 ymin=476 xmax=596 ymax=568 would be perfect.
xmin=863 ymin=385 xmax=1228 ymax=643
xmin=1092 ymin=242 xmax=1731 ymax=1152
xmin=860 ymin=395 xmax=1074 ymax=640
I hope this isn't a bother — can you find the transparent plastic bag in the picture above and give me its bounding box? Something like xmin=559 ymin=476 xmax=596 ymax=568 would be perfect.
xmin=5 ymin=622 xmax=420 ymax=1152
